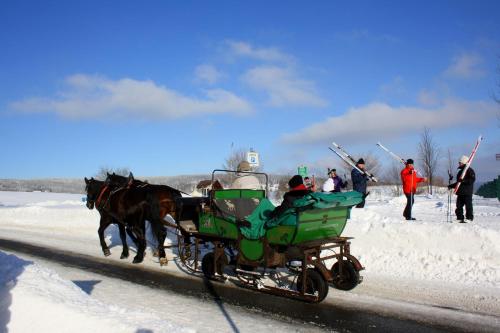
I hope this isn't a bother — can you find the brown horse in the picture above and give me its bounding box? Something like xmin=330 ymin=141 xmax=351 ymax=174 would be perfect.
xmin=103 ymin=173 xmax=183 ymax=263
xmin=84 ymin=177 xmax=137 ymax=259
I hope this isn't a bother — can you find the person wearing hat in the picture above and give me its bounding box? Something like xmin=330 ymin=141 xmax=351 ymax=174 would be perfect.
xmin=400 ymin=159 xmax=427 ymax=220
xmin=270 ymin=175 xmax=311 ymax=218
xmin=322 ymin=168 xmax=347 ymax=193
xmin=230 ymin=160 xmax=262 ymax=190
xmin=351 ymin=158 xmax=369 ymax=208
xmin=447 ymin=155 xmax=476 ymax=223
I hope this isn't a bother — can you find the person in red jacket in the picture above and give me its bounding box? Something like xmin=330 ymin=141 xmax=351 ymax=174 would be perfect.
xmin=400 ymin=159 xmax=427 ymax=220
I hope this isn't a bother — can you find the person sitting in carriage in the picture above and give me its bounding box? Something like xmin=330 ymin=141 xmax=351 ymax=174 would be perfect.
xmin=269 ymin=175 xmax=311 ymax=219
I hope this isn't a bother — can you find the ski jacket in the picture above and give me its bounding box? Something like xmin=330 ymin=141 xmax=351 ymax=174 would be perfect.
xmin=400 ymin=165 xmax=424 ymax=194
xmin=322 ymin=178 xmax=335 ymax=192
xmin=451 ymin=166 xmax=475 ymax=196
xmin=332 ymin=175 xmax=346 ymax=192
xmin=351 ymin=168 xmax=368 ymax=194
xmin=270 ymin=187 xmax=311 ymax=218
xmin=230 ymin=174 xmax=261 ymax=190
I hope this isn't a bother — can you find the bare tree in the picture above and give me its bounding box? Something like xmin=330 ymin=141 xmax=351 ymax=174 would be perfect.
xmin=222 ymin=147 xmax=263 ymax=172
xmin=222 ymin=148 xmax=247 ymax=171
xmin=95 ymin=166 xmax=130 ymax=180
xmin=418 ymin=128 xmax=440 ymax=194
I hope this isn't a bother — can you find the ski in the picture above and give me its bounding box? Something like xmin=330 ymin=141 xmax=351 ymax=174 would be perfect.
xmin=328 ymin=145 xmax=378 ymax=182
xmin=454 ymin=135 xmax=483 ymax=194
xmin=376 ymin=142 xmax=423 ymax=176
xmin=376 ymin=142 xmax=406 ymax=165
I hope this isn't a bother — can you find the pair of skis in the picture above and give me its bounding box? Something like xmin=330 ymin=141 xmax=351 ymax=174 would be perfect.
xmin=452 ymin=135 xmax=483 ymax=194
xmin=329 ymin=142 xmax=378 ymax=182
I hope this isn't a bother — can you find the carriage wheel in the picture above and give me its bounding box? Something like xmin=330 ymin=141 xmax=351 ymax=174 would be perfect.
xmin=297 ymin=268 xmax=329 ymax=302
xmin=176 ymin=232 xmax=200 ymax=272
xmin=201 ymin=252 xmax=227 ymax=279
xmin=331 ymin=260 xmax=360 ymax=291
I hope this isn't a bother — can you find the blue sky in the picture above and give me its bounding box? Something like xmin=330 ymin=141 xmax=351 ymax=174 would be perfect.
xmin=1 ymin=1 xmax=499 ymax=181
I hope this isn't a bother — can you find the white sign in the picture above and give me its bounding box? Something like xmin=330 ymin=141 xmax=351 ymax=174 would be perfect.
xmin=247 ymin=152 xmax=260 ymax=166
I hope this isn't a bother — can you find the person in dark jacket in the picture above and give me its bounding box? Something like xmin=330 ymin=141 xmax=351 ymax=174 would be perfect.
xmin=270 ymin=175 xmax=311 ymax=218
xmin=448 ymin=155 xmax=476 ymax=223
xmin=351 ymin=159 xmax=369 ymax=208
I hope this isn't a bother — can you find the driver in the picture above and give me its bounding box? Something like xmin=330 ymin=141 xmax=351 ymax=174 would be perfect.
xmin=230 ymin=161 xmax=262 ymax=190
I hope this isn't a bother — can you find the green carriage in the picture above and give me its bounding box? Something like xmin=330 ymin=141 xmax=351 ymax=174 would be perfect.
xmin=175 ymin=170 xmax=364 ymax=303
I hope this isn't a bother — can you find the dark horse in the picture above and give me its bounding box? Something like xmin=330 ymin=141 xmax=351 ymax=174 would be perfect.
xmin=101 ymin=173 xmax=182 ymax=264
xmin=84 ymin=177 xmax=136 ymax=259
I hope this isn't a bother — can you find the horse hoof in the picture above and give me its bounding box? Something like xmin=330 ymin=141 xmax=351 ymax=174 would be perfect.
xmin=132 ymin=257 xmax=143 ymax=264
xmin=159 ymin=258 xmax=168 ymax=266
xmin=120 ymin=253 xmax=129 ymax=259
xmin=103 ymin=249 xmax=111 ymax=256
xmin=152 ymin=249 xmax=159 ymax=257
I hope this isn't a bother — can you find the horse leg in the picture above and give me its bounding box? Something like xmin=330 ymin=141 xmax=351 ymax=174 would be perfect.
xmin=129 ymin=213 xmax=147 ymax=264
xmin=125 ymin=227 xmax=138 ymax=246
xmin=117 ymin=222 xmax=129 ymax=259
xmin=131 ymin=228 xmax=146 ymax=264
xmin=151 ymin=220 xmax=168 ymax=264
xmin=98 ymin=216 xmax=111 ymax=256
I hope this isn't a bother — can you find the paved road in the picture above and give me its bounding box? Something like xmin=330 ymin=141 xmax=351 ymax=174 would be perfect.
xmin=0 ymin=238 xmax=487 ymax=333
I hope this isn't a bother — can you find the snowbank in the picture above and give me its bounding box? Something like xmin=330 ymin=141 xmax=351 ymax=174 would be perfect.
xmin=0 ymin=250 xmax=193 ymax=333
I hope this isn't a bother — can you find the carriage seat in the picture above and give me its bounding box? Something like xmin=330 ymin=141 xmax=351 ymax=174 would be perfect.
xmin=212 ymin=189 xmax=265 ymax=221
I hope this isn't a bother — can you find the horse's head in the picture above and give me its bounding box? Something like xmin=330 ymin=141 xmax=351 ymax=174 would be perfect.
xmin=105 ymin=172 xmax=129 ymax=188
xmin=84 ymin=177 xmax=104 ymax=210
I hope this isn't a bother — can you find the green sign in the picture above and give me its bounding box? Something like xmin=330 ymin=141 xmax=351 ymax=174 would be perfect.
xmin=298 ymin=166 xmax=308 ymax=177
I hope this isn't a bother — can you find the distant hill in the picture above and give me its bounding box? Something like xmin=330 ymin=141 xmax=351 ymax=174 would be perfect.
xmin=0 ymin=175 xmax=211 ymax=194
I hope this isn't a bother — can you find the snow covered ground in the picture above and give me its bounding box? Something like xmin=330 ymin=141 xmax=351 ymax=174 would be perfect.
xmin=0 ymin=189 xmax=499 ymax=332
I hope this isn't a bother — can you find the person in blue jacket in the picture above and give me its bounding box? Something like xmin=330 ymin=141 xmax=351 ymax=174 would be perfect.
xmin=351 ymin=159 xmax=369 ymax=208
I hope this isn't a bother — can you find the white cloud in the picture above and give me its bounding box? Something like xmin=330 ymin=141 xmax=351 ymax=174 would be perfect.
xmin=225 ymin=40 xmax=293 ymax=63
xmin=444 ymin=52 xmax=484 ymax=79
xmin=241 ymin=66 xmax=327 ymax=107
xmin=194 ymin=64 xmax=223 ymax=85
xmin=10 ymin=74 xmax=252 ymax=119
xmin=418 ymin=89 xmax=440 ymax=106
xmin=281 ymin=99 xmax=497 ymax=144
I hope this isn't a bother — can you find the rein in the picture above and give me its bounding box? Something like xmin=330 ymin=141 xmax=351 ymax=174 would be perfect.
xmin=95 ymin=185 xmax=109 ymax=209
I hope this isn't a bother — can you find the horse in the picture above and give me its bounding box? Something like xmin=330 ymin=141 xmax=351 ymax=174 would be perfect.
xmin=103 ymin=173 xmax=183 ymax=264
xmin=84 ymin=177 xmax=137 ymax=259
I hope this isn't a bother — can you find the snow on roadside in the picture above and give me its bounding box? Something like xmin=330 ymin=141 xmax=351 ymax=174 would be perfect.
xmin=343 ymin=192 xmax=500 ymax=287
xmin=0 ymin=250 xmax=194 ymax=333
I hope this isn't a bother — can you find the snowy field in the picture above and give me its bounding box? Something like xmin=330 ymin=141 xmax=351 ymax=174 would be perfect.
xmin=0 ymin=189 xmax=499 ymax=332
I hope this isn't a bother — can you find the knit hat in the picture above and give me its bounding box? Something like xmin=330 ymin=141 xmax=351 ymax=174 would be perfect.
xmin=288 ymin=175 xmax=303 ymax=188
xmin=459 ymin=155 xmax=469 ymax=164
xmin=406 ymin=158 xmax=414 ymax=165
xmin=237 ymin=161 xmax=251 ymax=172
xmin=356 ymin=158 xmax=365 ymax=165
